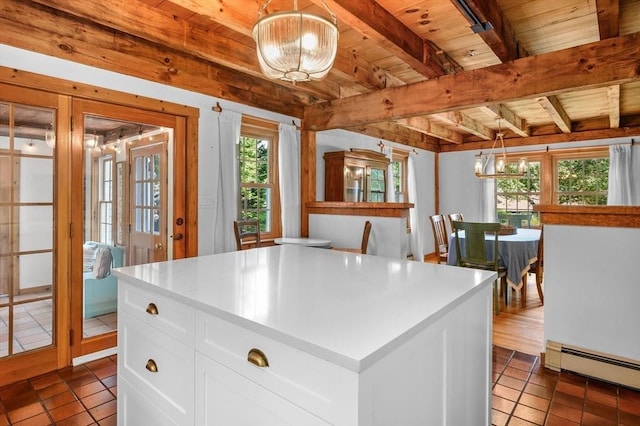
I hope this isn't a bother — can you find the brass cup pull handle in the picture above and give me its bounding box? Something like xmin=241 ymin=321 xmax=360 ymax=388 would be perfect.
xmin=247 ymin=348 xmax=269 ymax=368
xmin=145 ymin=303 xmax=158 ymax=315
xmin=145 ymin=359 xmax=158 ymax=373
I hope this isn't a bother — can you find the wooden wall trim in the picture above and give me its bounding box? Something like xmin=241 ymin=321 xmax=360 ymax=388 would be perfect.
xmin=533 ymin=205 xmax=640 ymax=228
xmin=307 ymin=202 xmax=414 ymax=218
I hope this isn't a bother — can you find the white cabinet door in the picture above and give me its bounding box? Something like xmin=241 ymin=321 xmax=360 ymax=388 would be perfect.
xmin=119 ymin=378 xmax=179 ymax=426
xmin=195 ymin=353 xmax=330 ymax=426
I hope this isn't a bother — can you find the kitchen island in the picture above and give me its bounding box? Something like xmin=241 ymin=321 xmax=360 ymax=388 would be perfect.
xmin=114 ymin=244 xmax=496 ymax=425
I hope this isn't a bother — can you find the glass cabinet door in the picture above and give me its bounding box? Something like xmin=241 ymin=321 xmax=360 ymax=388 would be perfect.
xmin=344 ymin=165 xmax=364 ymax=202
xmin=367 ymin=167 xmax=386 ymax=202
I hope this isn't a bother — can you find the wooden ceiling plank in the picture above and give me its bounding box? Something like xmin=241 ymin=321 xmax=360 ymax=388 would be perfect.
xmin=303 ymin=32 xmax=640 ymax=130
xmin=478 ymin=104 xmax=530 ymax=137
xmin=395 ymin=116 xmax=463 ymax=144
xmin=317 ymin=0 xmax=449 ymax=78
xmin=536 ymin=96 xmax=572 ymax=133
xmin=449 ymin=0 xmax=528 ymax=61
xmin=346 ymin=122 xmax=440 ymax=152
xmin=607 ymin=84 xmax=621 ymax=128
xmin=430 ymin=111 xmax=493 ymax=140
xmin=596 ymin=0 xmax=620 ymax=39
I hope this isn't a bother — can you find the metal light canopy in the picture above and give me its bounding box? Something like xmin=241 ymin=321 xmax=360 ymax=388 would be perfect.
xmin=253 ymin=0 xmax=339 ymax=82
xmin=475 ymin=119 xmax=528 ymax=179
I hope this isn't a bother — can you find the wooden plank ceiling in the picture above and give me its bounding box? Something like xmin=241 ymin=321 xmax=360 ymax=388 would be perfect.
xmin=1 ymin=0 xmax=639 ymax=152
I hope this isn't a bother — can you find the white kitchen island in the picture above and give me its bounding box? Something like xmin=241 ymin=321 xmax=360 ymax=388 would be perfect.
xmin=114 ymin=245 xmax=496 ymax=426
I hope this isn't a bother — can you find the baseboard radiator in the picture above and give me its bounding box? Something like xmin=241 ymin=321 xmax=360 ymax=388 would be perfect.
xmin=546 ymin=340 xmax=640 ymax=390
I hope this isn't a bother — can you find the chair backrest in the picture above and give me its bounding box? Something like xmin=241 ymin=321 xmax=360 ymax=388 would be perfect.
xmin=448 ymin=213 xmax=464 ymax=233
xmin=452 ymin=221 xmax=500 ymax=271
xmin=537 ymin=225 xmax=544 ymax=266
xmin=360 ymin=221 xmax=372 ymax=254
xmin=233 ymin=220 xmax=261 ymax=251
xmin=429 ymin=215 xmax=448 ymax=257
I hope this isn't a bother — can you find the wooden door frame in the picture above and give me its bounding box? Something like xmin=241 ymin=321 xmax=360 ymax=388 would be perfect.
xmin=0 ymin=66 xmax=198 ymax=377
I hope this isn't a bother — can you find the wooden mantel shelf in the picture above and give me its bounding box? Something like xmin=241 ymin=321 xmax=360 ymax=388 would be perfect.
xmin=307 ymin=202 xmax=414 ymax=218
xmin=533 ymin=205 xmax=640 ymax=228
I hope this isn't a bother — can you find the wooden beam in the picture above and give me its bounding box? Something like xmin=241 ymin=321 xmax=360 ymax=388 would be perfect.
xmin=430 ymin=112 xmax=493 ymax=140
xmin=345 ymin=122 xmax=440 ymax=152
xmin=596 ymin=0 xmax=620 ymax=39
xmin=449 ymin=0 xmax=527 ymax=61
xmin=0 ymin=0 xmax=305 ymax=117
xmin=536 ymin=96 xmax=572 ymax=133
xmin=317 ymin=0 xmax=450 ymax=78
xmin=27 ymin=0 xmax=341 ymax=101
xmin=607 ymin=85 xmax=621 ymax=128
xmin=478 ymin=104 xmax=530 ymax=137
xmin=395 ymin=116 xmax=463 ymax=144
xmin=300 ymin=129 xmax=316 ymax=237
xmin=303 ymin=32 xmax=640 ymax=130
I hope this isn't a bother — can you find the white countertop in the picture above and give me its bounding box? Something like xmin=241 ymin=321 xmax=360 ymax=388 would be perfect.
xmin=113 ymin=245 xmax=495 ymax=372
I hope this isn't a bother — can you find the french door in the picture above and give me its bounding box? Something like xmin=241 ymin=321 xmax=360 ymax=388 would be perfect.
xmin=70 ymin=99 xmax=178 ymax=358
xmin=0 ymin=85 xmax=70 ymax=385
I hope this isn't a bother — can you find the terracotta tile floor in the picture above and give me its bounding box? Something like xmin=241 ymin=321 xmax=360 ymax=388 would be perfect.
xmin=1 ymin=348 xmax=640 ymax=425
xmin=0 ymin=356 xmax=117 ymax=425
xmin=492 ymin=346 xmax=640 ymax=426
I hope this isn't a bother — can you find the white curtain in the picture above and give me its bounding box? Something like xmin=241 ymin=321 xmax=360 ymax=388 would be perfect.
xmin=383 ymin=146 xmax=395 ymax=202
xmin=213 ymin=110 xmax=242 ymax=253
xmin=607 ymin=144 xmax=639 ymax=205
xmin=408 ymin=155 xmax=425 ymax=261
xmin=278 ymin=123 xmax=301 ymax=237
xmin=479 ymin=156 xmax=497 ymax=222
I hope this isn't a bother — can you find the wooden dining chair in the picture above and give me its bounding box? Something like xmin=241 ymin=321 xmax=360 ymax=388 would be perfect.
xmin=447 ymin=213 xmax=464 ymax=234
xmin=429 ymin=214 xmax=449 ymax=264
xmin=452 ymin=221 xmax=507 ymax=314
xmin=527 ymin=226 xmax=544 ymax=305
xmin=332 ymin=221 xmax=372 ymax=254
xmin=233 ymin=220 xmax=261 ymax=251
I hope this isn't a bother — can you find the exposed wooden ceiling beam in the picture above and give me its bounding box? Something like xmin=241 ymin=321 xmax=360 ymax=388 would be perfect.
xmin=27 ymin=0 xmax=342 ymax=101
xmin=478 ymin=104 xmax=530 ymax=137
xmin=303 ymin=32 xmax=640 ymax=131
xmin=346 ymin=122 xmax=440 ymax=152
xmin=317 ymin=0 xmax=454 ymax=78
xmin=596 ymin=0 xmax=620 ymax=39
xmin=449 ymin=0 xmax=528 ymax=62
xmin=394 ymin=116 xmax=463 ymax=144
xmin=607 ymin=85 xmax=621 ymax=128
xmin=536 ymin=96 xmax=572 ymax=133
xmin=430 ymin=112 xmax=493 ymax=141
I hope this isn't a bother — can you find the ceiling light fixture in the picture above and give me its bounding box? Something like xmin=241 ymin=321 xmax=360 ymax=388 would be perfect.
xmin=475 ymin=118 xmax=528 ymax=179
xmin=252 ymin=0 xmax=339 ymax=83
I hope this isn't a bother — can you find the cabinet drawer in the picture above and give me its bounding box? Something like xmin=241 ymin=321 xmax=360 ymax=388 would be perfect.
xmin=119 ymin=281 xmax=194 ymax=346
xmin=118 ymin=377 xmax=179 ymax=426
xmin=195 ymin=352 xmax=329 ymax=426
xmin=195 ymin=311 xmax=357 ymax=425
xmin=119 ymin=311 xmax=194 ymax=425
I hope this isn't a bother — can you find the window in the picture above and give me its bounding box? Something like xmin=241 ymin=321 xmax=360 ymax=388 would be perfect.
xmin=495 ymin=147 xmax=609 ymax=226
xmin=238 ymin=117 xmax=281 ymax=239
xmin=554 ymin=152 xmax=609 ymax=205
xmin=96 ymin=154 xmax=114 ymax=244
xmin=390 ymin=149 xmax=409 ymax=202
xmin=496 ymin=158 xmax=541 ymax=227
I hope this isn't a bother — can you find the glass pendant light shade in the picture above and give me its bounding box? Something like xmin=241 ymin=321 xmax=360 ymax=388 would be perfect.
xmin=475 ymin=118 xmax=528 ymax=179
xmin=253 ymin=1 xmax=338 ymax=82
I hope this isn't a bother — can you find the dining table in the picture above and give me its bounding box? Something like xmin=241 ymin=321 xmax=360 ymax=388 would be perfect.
xmin=447 ymin=228 xmax=541 ymax=292
xmin=274 ymin=237 xmax=332 ymax=248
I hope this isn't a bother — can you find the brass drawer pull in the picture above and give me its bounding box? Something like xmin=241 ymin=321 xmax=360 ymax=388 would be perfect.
xmin=145 ymin=303 xmax=159 ymax=315
xmin=247 ymin=348 xmax=269 ymax=368
xmin=145 ymin=359 xmax=158 ymax=373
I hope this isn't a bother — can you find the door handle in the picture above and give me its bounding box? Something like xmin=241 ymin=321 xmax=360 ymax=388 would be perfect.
xmin=154 ymin=243 xmax=163 ymax=250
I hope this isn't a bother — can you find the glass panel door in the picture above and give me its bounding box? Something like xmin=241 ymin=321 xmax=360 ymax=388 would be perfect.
xmin=0 ymin=103 xmax=55 ymax=359
xmin=345 ymin=165 xmax=364 ymax=202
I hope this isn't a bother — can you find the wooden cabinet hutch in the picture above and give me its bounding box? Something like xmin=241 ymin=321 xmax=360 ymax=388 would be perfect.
xmin=323 ymin=149 xmax=390 ymax=202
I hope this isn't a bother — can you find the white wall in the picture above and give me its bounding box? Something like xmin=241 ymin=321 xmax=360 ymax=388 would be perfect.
xmin=545 ymin=224 xmax=640 ymax=361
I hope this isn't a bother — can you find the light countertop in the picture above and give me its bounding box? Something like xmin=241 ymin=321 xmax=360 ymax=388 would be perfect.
xmin=113 ymin=245 xmax=495 ymax=372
